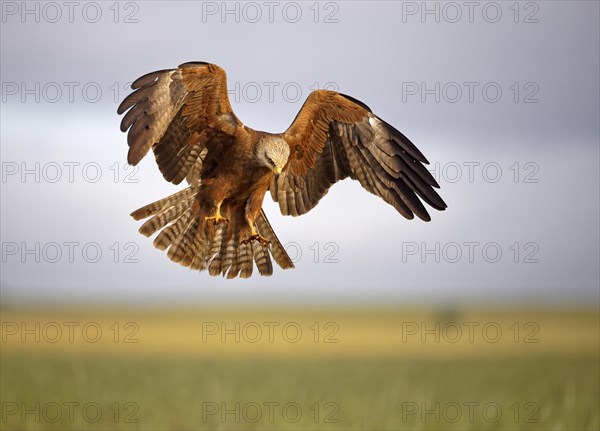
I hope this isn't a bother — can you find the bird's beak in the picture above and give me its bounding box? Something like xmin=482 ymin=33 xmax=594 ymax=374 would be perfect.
xmin=274 ymin=167 xmax=282 ymax=175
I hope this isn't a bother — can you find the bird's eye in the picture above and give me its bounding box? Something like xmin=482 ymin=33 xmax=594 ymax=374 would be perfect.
xmin=268 ymin=158 xmax=275 ymax=167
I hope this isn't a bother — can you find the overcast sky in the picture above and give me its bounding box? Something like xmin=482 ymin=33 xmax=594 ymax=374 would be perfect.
xmin=1 ymin=1 xmax=598 ymax=306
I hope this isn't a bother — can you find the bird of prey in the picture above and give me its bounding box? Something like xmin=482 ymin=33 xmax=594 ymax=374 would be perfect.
xmin=117 ymin=62 xmax=446 ymax=278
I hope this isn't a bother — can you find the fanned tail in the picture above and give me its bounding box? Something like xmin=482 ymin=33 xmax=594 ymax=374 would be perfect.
xmin=131 ymin=190 xmax=294 ymax=278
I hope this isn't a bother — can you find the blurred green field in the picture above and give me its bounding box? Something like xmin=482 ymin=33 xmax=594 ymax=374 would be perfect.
xmin=1 ymin=307 xmax=599 ymax=430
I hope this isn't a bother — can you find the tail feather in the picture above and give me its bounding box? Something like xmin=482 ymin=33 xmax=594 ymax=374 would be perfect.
xmin=226 ymin=221 xmax=242 ymax=279
xmin=208 ymin=216 xmax=236 ymax=276
xmin=139 ymin=196 xmax=194 ymax=237
xmin=177 ymin=218 xmax=205 ymax=267
xmin=256 ymin=210 xmax=295 ymax=270
xmin=153 ymin=210 xmax=192 ymax=250
xmin=220 ymin=237 xmax=237 ymax=276
xmin=238 ymin=242 xmax=253 ymax=278
xmin=131 ymin=188 xmax=294 ymax=278
xmin=187 ymin=223 xmax=205 ymax=270
xmin=130 ymin=188 xmax=194 ymax=220
xmin=194 ymin=224 xmax=224 ymax=270
xmin=227 ymin=245 xmax=241 ymax=279
xmin=167 ymin=216 xmax=197 ymax=264
xmin=252 ymin=240 xmax=273 ymax=276
xmin=208 ymin=242 xmax=224 ymax=276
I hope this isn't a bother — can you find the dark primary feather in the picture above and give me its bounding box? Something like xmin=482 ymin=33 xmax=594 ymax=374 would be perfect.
xmin=273 ymin=90 xmax=446 ymax=221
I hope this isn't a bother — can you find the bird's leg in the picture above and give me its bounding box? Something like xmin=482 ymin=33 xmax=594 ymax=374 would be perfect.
xmin=241 ymin=219 xmax=270 ymax=246
xmin=204 ymin=201 xmax=228 ymax=225
xmin=241 ymin=192 xmax=270 ymax=246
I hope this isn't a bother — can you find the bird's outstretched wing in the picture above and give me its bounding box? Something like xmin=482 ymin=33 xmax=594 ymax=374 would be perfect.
xmin=271 ymin=90 xmax=447 ymax=221
xmin=119 ymin=62 xmax=292 ymax=277
xmin=117 ymin=62 xmax=240 ymax=185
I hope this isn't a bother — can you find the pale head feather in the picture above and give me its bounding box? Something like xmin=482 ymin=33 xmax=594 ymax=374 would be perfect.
xmin=255 ymin=136 xmax=290 ymax=174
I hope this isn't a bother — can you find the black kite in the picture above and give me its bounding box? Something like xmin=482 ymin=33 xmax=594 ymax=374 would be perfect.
xmin=117 ymin=62 xmax=447 ymax=278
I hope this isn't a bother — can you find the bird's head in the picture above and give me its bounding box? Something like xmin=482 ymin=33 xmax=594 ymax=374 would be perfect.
xmin=256 ymin=136 xmax=290 ymax=176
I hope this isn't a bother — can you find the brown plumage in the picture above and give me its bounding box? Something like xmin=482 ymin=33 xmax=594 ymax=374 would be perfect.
xmin=118 ymin=62 xmax=447 ymax=278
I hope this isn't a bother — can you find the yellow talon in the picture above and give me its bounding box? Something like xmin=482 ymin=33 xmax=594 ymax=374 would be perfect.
xmin=241 ymin=226 xmax=270 ymax=246
xmin=241 ymin=234 xmax=271 ymax=246
xmin=204 ymin=210 xmax=228 ymax=225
